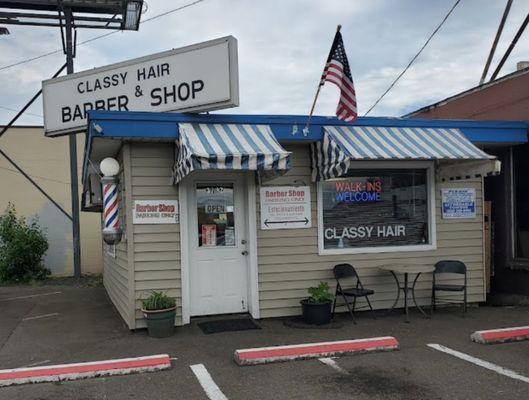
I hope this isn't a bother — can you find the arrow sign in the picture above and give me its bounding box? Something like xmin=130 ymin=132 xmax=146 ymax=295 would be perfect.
xmin=264 ymin=218 xmax=309 ymax=227
xmin=260 ymin=186 xmax=312 ymax=230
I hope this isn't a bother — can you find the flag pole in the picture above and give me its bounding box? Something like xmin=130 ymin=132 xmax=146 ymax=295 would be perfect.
xmin=304 ymin=24 xmax=341 ymax=135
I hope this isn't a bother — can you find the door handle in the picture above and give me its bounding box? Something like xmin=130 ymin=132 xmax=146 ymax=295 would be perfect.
xmin=241 ymin=250 xmax=248 ymax=256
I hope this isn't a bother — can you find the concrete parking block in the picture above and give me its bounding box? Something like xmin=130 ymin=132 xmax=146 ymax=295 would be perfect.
xmin=234 ymin=336 xmax=399 ymax=366
xmin=0 ymin=354 xmax=172 ymax=387
xmin=471 ymin=326 xmax=529 ymax=344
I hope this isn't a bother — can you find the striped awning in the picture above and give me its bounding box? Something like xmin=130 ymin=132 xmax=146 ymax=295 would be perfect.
xmin=311 ymin=125 xmax=497 ymax=181
xmin=172 ymin=123 xmax=291 ymax=183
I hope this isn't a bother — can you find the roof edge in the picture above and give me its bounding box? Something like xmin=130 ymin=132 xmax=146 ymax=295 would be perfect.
xmin=403 ymin=66 xmax=529 ymax=118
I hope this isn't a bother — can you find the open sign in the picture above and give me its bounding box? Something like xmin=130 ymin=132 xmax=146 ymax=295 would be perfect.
xmin=205 ymin=204 xmax=226 ymax=214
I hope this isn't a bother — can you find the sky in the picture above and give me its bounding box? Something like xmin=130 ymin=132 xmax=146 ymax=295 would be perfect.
xmin=0 ymin=0 xmax=528 ymax=125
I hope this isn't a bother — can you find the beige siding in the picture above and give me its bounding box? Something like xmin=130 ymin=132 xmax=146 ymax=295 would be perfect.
xmin=102 ymin=150 xmax=130 ymax=325
xmin=0 ymin=126 xmax=103 ymax=275
xmin=129 ymin=143 xmax=181 ymax=328
xmin=257 ymin=144 xmax=485 ymax=318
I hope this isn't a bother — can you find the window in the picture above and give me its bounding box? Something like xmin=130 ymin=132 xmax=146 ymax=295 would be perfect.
xmin=318 ymin=164 xmax=435 ymax=254
xmin=196 ymin=183 xmax=236 ymax=247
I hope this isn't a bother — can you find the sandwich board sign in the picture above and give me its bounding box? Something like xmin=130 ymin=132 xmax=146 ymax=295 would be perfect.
xmin=42 ymin=36 xmax=239 ymax=137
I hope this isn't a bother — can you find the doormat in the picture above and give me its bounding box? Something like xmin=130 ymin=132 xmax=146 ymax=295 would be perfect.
xmin=197 ymin=318 xmax=261 ymax=335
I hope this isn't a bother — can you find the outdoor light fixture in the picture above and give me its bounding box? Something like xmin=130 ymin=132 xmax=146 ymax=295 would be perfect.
xmin=0 ymin=1 xmax=144 ymax=30
xmin=100 ymin=157 xmax=122 ymax=245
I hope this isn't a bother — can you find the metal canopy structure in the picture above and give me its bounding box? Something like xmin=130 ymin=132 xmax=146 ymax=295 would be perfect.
xmin=0 ymin=0 xmax=143 ymax=30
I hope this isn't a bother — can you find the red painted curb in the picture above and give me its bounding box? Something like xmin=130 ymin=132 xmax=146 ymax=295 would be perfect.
xmin=0 ymin=354 xmax=171 ymax=387
xmin=471 ymin=326 xmax=529 ymax=344
xmin=234 ymin=337 xmax=399 ymax=366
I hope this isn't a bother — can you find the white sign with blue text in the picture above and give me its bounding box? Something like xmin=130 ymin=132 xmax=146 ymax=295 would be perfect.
xmin=441 ymin=188 xmax=476 ymax=219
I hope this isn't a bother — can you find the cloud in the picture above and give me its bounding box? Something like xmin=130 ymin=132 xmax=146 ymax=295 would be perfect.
xmin=0 ymin=0 xmax=528 ymax=124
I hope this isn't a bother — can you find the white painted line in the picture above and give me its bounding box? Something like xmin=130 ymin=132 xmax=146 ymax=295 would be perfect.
xmin=318 ymin=357 xmax=348 ymax=375
xmin=190 ymin=364 xmax=228 ymax=400
xmin=21 ymin=360 xmax=51 ymax=368
xmin=22 ymin=313 xmax=59 ymax=321
xmin=0 ymin=291 xmax=62 ymax=301
xmin=427 ymin=344 xmax=529 ymax=384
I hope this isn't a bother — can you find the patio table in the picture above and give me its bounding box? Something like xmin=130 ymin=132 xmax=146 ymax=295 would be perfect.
xmin=378 ymin=264 xmax=435 ymax=323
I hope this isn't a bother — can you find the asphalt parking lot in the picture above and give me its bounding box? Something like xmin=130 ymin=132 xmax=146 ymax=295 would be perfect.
xmin=1 ymin=280 xmax=529 ymax=400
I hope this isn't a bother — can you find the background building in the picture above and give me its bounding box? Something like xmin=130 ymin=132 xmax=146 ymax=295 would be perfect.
xmin=0 ymin=126 xmax=102 ymax=276
xmin=407 ymin=63 xmax=529 ymax=297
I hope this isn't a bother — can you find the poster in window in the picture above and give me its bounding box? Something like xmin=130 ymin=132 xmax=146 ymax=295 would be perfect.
xmin=441 ymin=188 xmax=476 ymax=219
xmin=321 ymin=169 xmax=429 ymax=250
xmin=202 ymin=224 xmax=217 ymax=247
xmin=225 ymin=227 xmax=235 ymax=246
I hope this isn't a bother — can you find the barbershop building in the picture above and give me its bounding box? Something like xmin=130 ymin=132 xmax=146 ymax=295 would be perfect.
xmin=81 ymin=110 xmax=527 ymax=329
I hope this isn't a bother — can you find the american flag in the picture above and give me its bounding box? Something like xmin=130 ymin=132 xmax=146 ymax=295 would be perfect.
xmin=320 ymin=30 xmax=357 ymax=122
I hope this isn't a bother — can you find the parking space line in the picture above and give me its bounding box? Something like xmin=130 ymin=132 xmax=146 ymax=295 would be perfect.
xmin=318 ymin=357 xmax=348 ymax=375
xmin=427 ymin=344 xmax=529 ymax=384
xmin=21 ymin=360 xmax=51 ymax=368
xmin=22 ymin=313 xmax=59 ymax=321
xmin=0 ymin=291 xmax=62 ymax=301
xmin=190 ymin=364 xmax=228 ymax=400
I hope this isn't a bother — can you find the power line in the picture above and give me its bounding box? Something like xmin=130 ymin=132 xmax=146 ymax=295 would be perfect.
xmin=364 ymin=0 xmax=462 ymax=116
xmin=0 ymin=165 xmax=70 ymax=185
xmin=0 ymin=0 xmax=207 ymax=73
xmin=0 ymin=105 xmax=42 ymax=118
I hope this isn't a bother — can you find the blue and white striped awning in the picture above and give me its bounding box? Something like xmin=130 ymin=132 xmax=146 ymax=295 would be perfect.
xmin=311 ymin=125 xmax=497 ymax=181
xmin=172 ymin=123 xmax=291 ymax=183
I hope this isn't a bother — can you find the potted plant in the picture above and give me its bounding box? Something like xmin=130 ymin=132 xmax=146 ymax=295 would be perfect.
xmin=141 ymin=291 xmax=176 ymax=338
xmin=300 ymin=282 xmax=334 ymax=325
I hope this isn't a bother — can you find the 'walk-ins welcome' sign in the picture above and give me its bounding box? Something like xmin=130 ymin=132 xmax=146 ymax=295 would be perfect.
xmin=42 ymin=36 xmax=239 ymax=137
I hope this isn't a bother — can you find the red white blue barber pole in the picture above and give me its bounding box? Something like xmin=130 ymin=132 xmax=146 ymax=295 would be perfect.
xmin=100 ymin=157 xmax=122 ymax=245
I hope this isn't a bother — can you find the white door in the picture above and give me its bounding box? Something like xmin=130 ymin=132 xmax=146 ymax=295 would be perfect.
xmin=189 ymin=174 xmax=249 ymax=316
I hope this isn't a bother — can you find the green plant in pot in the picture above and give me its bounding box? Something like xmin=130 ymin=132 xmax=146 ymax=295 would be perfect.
xmin=141 ymin=291 xmax=176 ymax=338
xmin=300 ymin=281 xmax=334 ymax=325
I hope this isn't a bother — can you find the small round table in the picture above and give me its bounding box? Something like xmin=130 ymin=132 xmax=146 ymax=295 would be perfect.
xmin=378 ymin=264 xmax=435 ymax=323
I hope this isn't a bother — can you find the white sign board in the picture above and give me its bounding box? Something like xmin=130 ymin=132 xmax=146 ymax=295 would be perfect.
xmin=441 ymin=188 xmax=476 ymax=219
xmin=42 ymin=36 xmax=239 ymax=136
xmin=133 ymin=200 xmax=179 ymax=224
xmin=260 ymin=186 xmax=311 ymax=230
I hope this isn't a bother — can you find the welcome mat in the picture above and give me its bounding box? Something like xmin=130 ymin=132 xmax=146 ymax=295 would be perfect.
xmin=197 ymin=318 xmax=261 ymax=334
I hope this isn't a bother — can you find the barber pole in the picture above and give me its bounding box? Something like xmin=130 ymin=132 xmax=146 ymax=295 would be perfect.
xmin=100 ymin=158 xmax=122 ymax=245
xmin=103 ymin=178 xmax=119 ymax=230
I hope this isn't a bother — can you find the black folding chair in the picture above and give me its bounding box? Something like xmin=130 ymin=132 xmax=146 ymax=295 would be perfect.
xmin=431 ymin=260 xmax=467 ymax=314
xmin=332 ymin=263 xmax=376 ymax=323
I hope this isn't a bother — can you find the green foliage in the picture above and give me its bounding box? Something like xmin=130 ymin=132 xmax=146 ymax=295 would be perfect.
xmin=307 ymin=281 xmax=333 ymax=303
xmin=0 ymin=204 xmax=50 ymax=283
xmin=141 ymin=291 xmax=176 ymax=311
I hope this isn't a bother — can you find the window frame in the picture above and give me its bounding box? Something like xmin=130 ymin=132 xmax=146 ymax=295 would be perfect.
xmin=317 ymin=160 xmax=437 ymax=255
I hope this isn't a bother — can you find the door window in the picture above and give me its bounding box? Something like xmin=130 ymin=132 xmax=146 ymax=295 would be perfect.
xmin=196 ymin=183 xmax=235 ymax=247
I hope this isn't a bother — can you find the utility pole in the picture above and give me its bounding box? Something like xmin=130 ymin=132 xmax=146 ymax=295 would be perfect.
xmin=479 ymin=0 xmax=512 ymax=85
xmin=64 ymin=8 xmax=81 ymax=278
